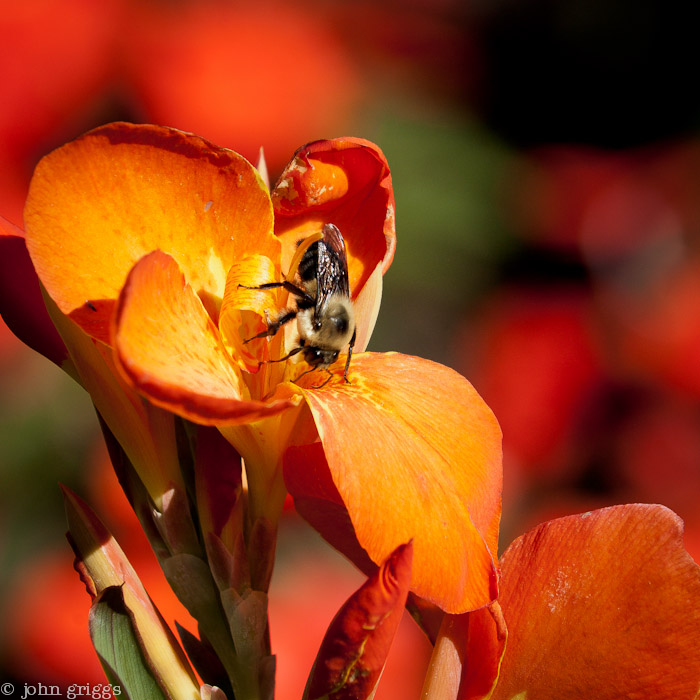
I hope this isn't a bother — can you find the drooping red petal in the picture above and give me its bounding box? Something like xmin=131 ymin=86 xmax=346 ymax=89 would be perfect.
xmin=304 ymin=542 xmax=413 ymax=700
xmin=272 ymin=138 xmax=396 ymax=299
xmin=0 ymin=216 xmax=68 ymax=367
xmin=193 ymin=425 xmax=243 ymax=543
xmin=24 ymin=122 xmax=276 ymax=344
xmin=491 ymin=504 xmax=700 ymax=700
xmin=114 ymin=250 xmax=295 ymax=425
xmin=285 ymin=352 xmax=502 ymax=614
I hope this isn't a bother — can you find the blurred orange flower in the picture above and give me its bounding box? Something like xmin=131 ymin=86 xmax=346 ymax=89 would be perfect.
xmin=0 ymin=0 xmax=361 ymax=224
xmin=17 ymin=122 xmax=502 ymax=614
xmin=121 ymin=0 xmax=361 ymax=172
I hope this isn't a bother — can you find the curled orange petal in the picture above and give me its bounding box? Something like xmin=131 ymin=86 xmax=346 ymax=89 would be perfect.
xmin=114 ymin=250 xmax=295 ymax=425
xmin=492 ymin=504 xmax=700 ymax=700
xmin=304 ymin=542 xmax=413 ymax=700
xmin=272 ymin=138 xmax=395 ymax=305
xmin=25 ymin=122 xmax=276 ymax=344
xmin=219 ymin=253 xmax=287 ymax=373
xmin=286 ymin=352 xmax=502 ymax=613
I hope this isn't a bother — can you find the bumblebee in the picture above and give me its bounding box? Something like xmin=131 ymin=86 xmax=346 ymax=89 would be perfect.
xmin=241 ymin=223 xmax=356 ymax=383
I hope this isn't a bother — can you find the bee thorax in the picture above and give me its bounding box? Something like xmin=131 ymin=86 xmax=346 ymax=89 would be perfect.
xmin=297 ymin=296 xmax=355 ymax=349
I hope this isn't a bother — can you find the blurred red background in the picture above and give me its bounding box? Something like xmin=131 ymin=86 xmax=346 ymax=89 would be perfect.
xmin=2 ymin=0 xmax=700 ymax=696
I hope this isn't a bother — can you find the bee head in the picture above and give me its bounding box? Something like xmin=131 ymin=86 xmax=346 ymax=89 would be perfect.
xmin=302 ymin=346 xmax=339 ymax=369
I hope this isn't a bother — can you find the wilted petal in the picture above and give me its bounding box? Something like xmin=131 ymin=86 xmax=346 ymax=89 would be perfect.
xmin=492 ymin=504 xmax=700 ymax=700
xmin=0 ymin=216 xmax=68 ymax=368
xmin=285 ymin=352 xmax=502 ymax=613
xmin=114 ymin=250 xmax=295 ymax=425
xmin=304 ymin=542 xmax=413 ymax=700
xmin=24 ymin=122 xmax=276 ymax=344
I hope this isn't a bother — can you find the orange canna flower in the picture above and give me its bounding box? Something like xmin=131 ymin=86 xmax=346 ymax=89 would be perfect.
xmin=19 ymin=122 xmax=502 ymax=614
xmin=426 ymin=504 xmax=700 ymax=699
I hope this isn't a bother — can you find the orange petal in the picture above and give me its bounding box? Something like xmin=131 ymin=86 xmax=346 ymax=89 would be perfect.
xmin=114 ymin=250 xmax=295 ymax=425
xmin=25 ymin=122 xmax=276 ymax=344
xmin=272 ymin=138 xmax=395 ymax=301
xmin=492 ymin=504 xmax=700 ymax=700
xmin=0 ymin=215 xmax=68 ymax=367
xmin=285 ymin=352 xmax=502 ymax=613
xmin=304 ymin=542 xmax=413 ymax=700
xmin=351 ymin=261 xmax=383 ymax=353
xmin=219 ymin=253 xmax=287 ymax=373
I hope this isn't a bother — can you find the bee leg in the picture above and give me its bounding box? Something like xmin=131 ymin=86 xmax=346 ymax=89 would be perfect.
xmin=343 ymin=328 xmax=357 ymax=383
xmin=238 ymin=281 xmax=314 ymax=305
xmin=312 ymin=369 xmax=335 ymax=389
xmin=293 ymin=366 xmax=333 ymax=389
xmin=264 ymin=345 xmax=304 ymax=363
xmin=243 ymin=309 xmax=298 ymax=343
xmin=292 ymin=365 xmax=317 ymax=385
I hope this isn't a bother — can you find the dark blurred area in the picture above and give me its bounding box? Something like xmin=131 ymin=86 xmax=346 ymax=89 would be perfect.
xmin=2 ymin=0 xmax=700 ymax=697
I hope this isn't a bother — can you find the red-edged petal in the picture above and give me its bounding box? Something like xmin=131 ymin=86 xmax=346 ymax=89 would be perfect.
xmin=0 ymin=215 xmax=68 ymax=367
xmin=491 ymin=504 xmax=700 ymax=700
xmin=272 ymin=138 xmax=395 ymax=298
xmin=25 ymin=122 xmax=276 ymax=344
xmin=304 ymin=542 xmax=413 ymax=700
xmin=114 ymin=250 xmax=295 ymax=425
xmin=285 ymin=352 xmax=502 ymax=614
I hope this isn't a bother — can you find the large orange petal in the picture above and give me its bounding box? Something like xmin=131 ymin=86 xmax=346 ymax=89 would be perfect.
xmin=114 ymin=250 xmax=295 ymax=425
xmin=285 ymin=352 xmax=502 ymax=614
xmin=272 ymin=138 xmax=395 ymax=299
xmin=492 ymin=504 xmax=700 ymax=700
xmin=25 ymin=122 xmax=276 ymax=344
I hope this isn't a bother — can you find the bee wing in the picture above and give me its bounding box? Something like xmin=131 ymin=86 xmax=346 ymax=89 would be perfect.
xmin=315 ymin=224 xmax=350 ymax=319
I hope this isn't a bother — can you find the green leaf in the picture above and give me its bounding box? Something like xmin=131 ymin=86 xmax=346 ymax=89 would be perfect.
xmin=89 ymin=585 xmax=169 ymax=700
